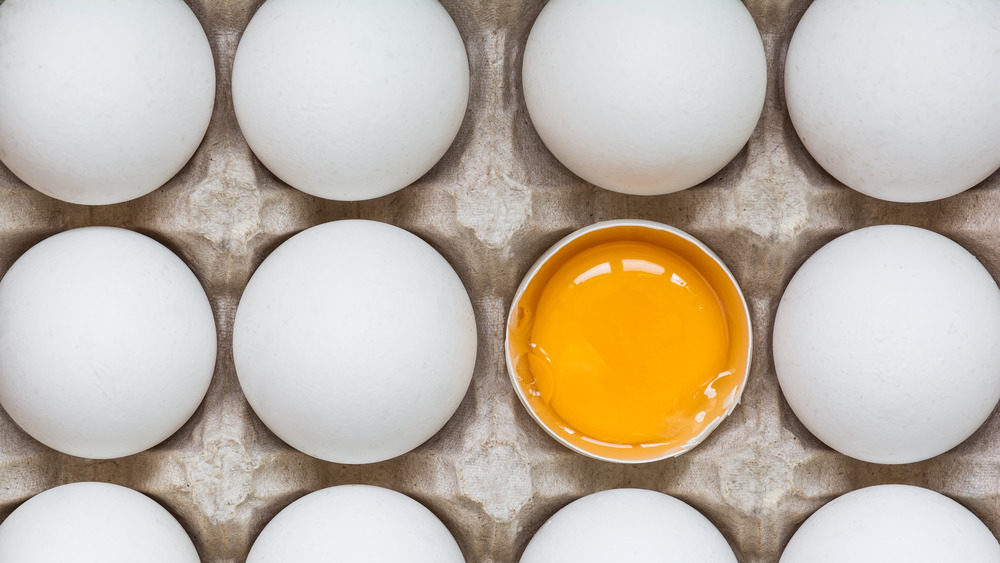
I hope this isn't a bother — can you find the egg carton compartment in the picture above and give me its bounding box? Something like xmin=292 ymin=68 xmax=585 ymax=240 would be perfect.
xmin=2 ymin=0 xmax=1000 ymax=562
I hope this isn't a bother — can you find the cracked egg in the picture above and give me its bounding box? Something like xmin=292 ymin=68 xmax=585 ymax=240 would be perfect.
xmin=506 ymin=220 xmax=751 ymax=463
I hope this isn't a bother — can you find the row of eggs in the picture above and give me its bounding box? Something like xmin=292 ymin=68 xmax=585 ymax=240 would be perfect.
xmin=2 ymin=218 xmax=998 ymax=468
xmin=1 ymin=0 xmax=1000 ymax=205
xmin=1 ymin=482 xmax=997 ymax=561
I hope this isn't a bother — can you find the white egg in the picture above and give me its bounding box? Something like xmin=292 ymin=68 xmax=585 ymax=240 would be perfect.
xmin=785 ymin=0 xmax=1000 ymax=203
xmin=773 ymin=225 xmax=1000 ymax=464
xmin=0 ymin=227 xmax=217 ymax=459
xmin=520 ymin=489 xmax=736 ymax=563
xmin=232 ymin=0 xmax=470 ymax=201
xmin=0 ymin=0 xmax=216 ymax=206
xmin=248 ymin=485 xmax=464 ymax=562
xmin=522 ymin=0 xmax=766 ymax=196
xmin=0 ymin=482 xmax=200 ymax=563
xmin=233 ymin=220 xmax=476 ymax=464
xmin=781 ymin=485 xmax=1000 ymax=562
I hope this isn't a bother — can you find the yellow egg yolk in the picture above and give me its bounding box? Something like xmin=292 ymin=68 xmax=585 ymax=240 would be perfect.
xmin=526 ymin=240 xmax=730 ymax=445
xmin=509 ymin=229 xmax=748 ymax=461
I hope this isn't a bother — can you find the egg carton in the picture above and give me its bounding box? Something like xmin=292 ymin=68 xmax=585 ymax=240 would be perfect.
xmin=2 ymin=0 xmax=1000 ymax=561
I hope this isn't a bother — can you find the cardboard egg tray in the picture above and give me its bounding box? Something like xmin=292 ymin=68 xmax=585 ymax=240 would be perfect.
xmin=3 ymin=0 xmax=1000 ymax=561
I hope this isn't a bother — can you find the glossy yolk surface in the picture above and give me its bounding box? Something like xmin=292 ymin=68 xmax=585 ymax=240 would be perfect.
xmin=526 ymin=240 xmax=731 ymax=445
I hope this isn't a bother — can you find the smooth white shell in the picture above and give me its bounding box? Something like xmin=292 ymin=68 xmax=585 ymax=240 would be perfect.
xmin=773 ymin=225 xmax=1000 ymax=464
xmin=0 ymin=227 xmax=218 ymax=459
xmin=233 ymin=220 xmax=477 ymax=464
xmin=0 ymin=0 xmax=216 ymax=205
xmin=232 ymin=0 xmax=470 ymax=201
xmin=785 ymin=0 xmax=1000 ymax=203
xmin=780 ymin=485 xmax=1000 ymax=562
xmin=0 ymin=482 xmax=200 ymax=563
xmin=520 ymin=489 xmax=737 ymax=562
xmin=522 ymin=0 xmax=766 ymax=196
xmin=247 ymin=485 xmax=464 ymax=562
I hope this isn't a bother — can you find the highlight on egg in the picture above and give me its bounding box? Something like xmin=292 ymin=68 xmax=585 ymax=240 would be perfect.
xmin=785 ymin=0 xmax=1000 ymax=203
xmin=0 ymin=227 xmax=218 ymax=459
xmin=522 ymin=0 xmax=767 ymax=196
xmin=233 ymin=220 xmax=477 ymax=464
xmin=506 ymin=220 xmax=752 ymax=463
xmin=521 ymin=488 xmax=737 ymax=563
xmin=232 ymin=0 xmax=470 ymax=201
xmin=0 ymin=0 xmax=216 ymax=205
xmin=773 ymin=225 xmax=1000 ymax=464
xmin=0 ymin=482 xmax=200 ymax=563
xmin=247 ymin=485 xmax=464 ymax=563
xmin=780 ymin=485 xmax=1000 ymax=562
